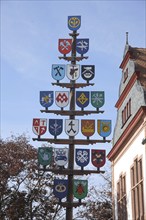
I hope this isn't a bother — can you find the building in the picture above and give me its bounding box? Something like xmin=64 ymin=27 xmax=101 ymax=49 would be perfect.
xmin=107 ymin=34 xmax=146 ymax=220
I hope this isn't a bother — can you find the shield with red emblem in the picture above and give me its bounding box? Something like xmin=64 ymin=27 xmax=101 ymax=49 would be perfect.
xmin=73 ymin=179 xmax=88 ymax=199
xmin=58 ymin=39 xmax=72 ymax=55
xmin=55 ymin=91 xmax=69 ymax=109
xmin=32 ymin=118 xmax=47 ymax=136
xmin=91 ymin=149 xmax=106 ymax=168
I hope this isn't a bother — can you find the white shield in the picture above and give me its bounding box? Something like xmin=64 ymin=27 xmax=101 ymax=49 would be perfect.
xmin=66 ymin=64 xmax=80 ymax=81
xmin=54 ymin=148 xmax=69 ymax=166
xmin=55 ymin=91 xmax=69 ymax=108
xmin=65 ymin=119 xmax=79 ymax=136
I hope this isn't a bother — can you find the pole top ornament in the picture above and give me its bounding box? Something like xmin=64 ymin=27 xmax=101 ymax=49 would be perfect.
xmin=68 ymin=16 xmax=81 ymax=31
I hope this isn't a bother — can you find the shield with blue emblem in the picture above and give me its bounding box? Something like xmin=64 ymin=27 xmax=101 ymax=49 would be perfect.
xmin=53 ymin=179 xmax=68 ymax=200
xmin=81 ymin=65 xmax=95 ymax=82
xmin=97 ymin=120 xmax=112 ymax=138
xmin=75 ymin=149 xmax=90 ymax=167
xmin=91 ymin=91 xmax=105 ymax=109
xmin=54 ymin=148 xmax=68 ymax=166
xmin=40 ymin=91 xmax=54 ymax=109
xmin=49 ymin=119 xmax=63 ymax=138
xmin=91 ymin=149 xmax=106 ymax=168
xmin=68 ymin=16 xmax=81 ymax=31
xmin=76 ymin=39 xmax=89 ymax=55
xmin=76 ymin=91 xmax=89 ymax=109
xmin=52 ymin=64 xmax=65 ymax=82
xmin=38 ymin=147 xmax=53 ymax=166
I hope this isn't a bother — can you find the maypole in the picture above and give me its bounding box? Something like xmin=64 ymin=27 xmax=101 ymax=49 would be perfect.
xmin=32 ymin=16 xmax=111 ymax=220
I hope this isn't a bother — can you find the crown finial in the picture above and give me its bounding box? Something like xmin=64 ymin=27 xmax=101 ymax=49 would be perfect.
xmin=126 ymin=32 xmax=129 ymax=45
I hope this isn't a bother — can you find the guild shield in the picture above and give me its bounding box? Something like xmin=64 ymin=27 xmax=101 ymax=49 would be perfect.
xmin=38 ymin=147 xmax=53 ymax=166
xmin=32 ymin=118 xmax=47 ymax=136
xmin=76 ymin=91 xmax=89 ymax=109
xmin=81 ymin=120 xmax=95 ymax=137
xmin=66 ymin=64 xmax=80 ymax=81
xmin=81 ymin=65 xmax=95 ymax=82
xmin=65 ymin=119 xmax=79 ymax=137
xmin=91 ymin=91 xmax=105 ymax=109
xmin=58 ymin=39 xmax=72 ymax=54
xmin=49 ymin=119 xmax=63 ymax=137
xmin=55 ymin=91 xmax=69 ymax=109
xmin=97 ymin=120 xmax=112 ymax=138
xmin=68 ymin=16 xmax=81 ymax=31
xmin=76 ymin=39 xmax=89 ymax=55
xmin=91 ymin=149 xmax=106 ymax=168
xmin=73 ymin=180 xmax=88 ymax=199
xmin=40 ymin=91 xmax=54 ymax=108
xmin=53 ymin=179 xmax=68 ymax=200
xmin=75 ymin=149 xmax=90 ymax=167
xmin=52 ymin=64 xmax=65 ymax=81
xmin=54 ymin=148 xmax=68 ymax=166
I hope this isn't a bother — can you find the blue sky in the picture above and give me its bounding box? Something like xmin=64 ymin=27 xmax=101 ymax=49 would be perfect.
xmin=1 ymin=0 xmax=146 ymax=152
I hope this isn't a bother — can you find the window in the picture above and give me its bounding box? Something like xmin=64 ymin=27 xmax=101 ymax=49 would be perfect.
xmin=122 ymin=98 xmax=131 ymax=127
xmin=117 ymin=174 xmax=127 ymax=220
xmin=123 ymin=68 xmax=128 ymax=83
xmin=131 ymin=157 xmax=144 ymax=220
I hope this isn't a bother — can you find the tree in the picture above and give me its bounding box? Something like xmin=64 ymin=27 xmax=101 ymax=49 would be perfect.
xmin=0 ymin=134 xmax=63 ymax=220
xmin=74 ymin=170 xmax=113 ymax=220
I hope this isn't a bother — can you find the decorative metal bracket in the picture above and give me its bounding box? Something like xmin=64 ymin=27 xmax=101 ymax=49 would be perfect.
xmin=40 ymin=110 xmax=104 ymax=115
xmin=52 ymin=82 xmax=94 ymax=88
xmin=33 ymin=138 xmax=111 ymax=145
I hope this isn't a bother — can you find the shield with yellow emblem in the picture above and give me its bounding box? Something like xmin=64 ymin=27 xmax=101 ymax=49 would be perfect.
xmin=97 ymin=120 xmax=111 ymax=138
xmin=76 ymin=91 xmax=89 ymax=110
xmin=40 ymin=91 xmax=54 ymax=109
xmin=81 ymin=120 xmax=95 ymax=138
xmin=68 ymin=16 xmax=81 ymax=31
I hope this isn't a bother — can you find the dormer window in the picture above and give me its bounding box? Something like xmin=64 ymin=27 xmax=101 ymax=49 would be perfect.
xmin=122 ymin=98 xmax=131 ymax=127
xmin=123 ymin=68 xmax=128 ymax=83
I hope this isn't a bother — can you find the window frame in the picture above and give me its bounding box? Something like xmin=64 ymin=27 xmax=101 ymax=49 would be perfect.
xmin=123 ymin=68 xmax=128 ymax=83
xmin=121 ymin=98 xmax=131 ymax=128
xmin=117 ymin=173 xmax=127 ymax=220
xmin=131 ymin=156 xmax=144 ymax=220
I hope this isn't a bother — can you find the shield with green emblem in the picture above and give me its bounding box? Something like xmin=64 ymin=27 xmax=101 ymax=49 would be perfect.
xmin=38 ymin=147 xmax=53 ymax=166
xmin=91 ymin=91 xmax=105 ymax=109
xmin=73 ymin=179 xmax=88 ymax=199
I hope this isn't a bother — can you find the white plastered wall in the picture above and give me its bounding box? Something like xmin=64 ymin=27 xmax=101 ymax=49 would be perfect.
xmin=112 ymin=125 xmax=146 ymax=220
